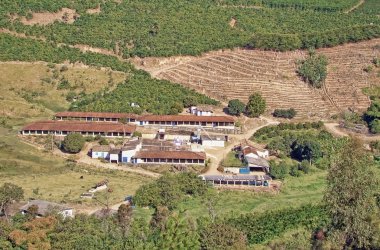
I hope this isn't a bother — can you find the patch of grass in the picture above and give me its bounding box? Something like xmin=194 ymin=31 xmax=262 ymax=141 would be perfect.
xmin=175 ymin=171 xmax=326 ymax=218
xmin=363 ymin=86 xmax=380 ymax=100
xmin=0 ymin=62 xmax=126 ymax=125
xmin=221 ymin=151 xmax=245 ymax=168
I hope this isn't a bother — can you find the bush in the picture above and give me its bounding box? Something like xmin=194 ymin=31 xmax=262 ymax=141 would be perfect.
xmin=132 ymin=131 xmax=142 ymax=137
xmin=62 ymin=133 xmax=85 ymax=153
xmin=273 ymin=108 xmax=297 ymax=119
xmin=98 ymin=137 xmax=109 ymax=145
xmin=269 ymin=161 xmax=289 ymax=179
xmin=246 ymin=93 xmax=266 ymax=118
xmin=228 ymin=99 xmax=245 ymax=116
xmin=298 ymin=54 xmax=328 ymax=88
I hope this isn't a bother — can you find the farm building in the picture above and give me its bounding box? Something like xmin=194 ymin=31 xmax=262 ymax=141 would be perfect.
xmin=201 ymin=135 xmax=227 ymax=147
xmin=137 ymin=115 xmax=235 ymax=129
xmin=201 ymin=175 xmax=271 ymax=187
xmin=135 ymin=151 xmax=206 ymax=165
xmin=245 ymin=157 xmax=270 ymax=173
xmin=121 ymin=139 xmax=142 ymax=163
xmin=21 ymin=120 xmax=136 ymax=137
xmin=190 ymin=105 xmax=214 ymax=116
xmin=91 ymin=145 xmax=111 ymax=159
xmin=241 ymin=145 xmax=269 ymax=159
xmin=109 ymin=149 xmax=121 ymax=163
xmin=20 ymin=200 xmax=74 ymax=218
xmin=55 ymin=111 xmax=138 ymax=123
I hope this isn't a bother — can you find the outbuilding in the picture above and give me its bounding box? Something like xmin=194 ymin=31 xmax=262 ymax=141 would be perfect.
xmin=20 ymin=200 xmax=74 ymax=218
xmin=201 ymin=135 xmax=227 ymax=148
xmin=91 ymin=145 xmax=111 ymax=159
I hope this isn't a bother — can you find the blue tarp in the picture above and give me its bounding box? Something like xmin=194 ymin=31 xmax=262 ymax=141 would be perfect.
xmin=239 ymin=167 xmax=250 ymax=174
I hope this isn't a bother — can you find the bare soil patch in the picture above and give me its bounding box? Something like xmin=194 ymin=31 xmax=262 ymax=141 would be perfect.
xmin=86 ymin=5 xmax=101 ymax=14
xmin=20 ymin=8 xmax=79 ymax=26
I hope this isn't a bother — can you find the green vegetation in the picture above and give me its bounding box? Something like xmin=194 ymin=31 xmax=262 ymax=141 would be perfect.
xmin=71 ymin=71 xmax=218 ymax=115
xmin=62 ymin=133 xmax=85 ymax=153
xmin=228 ymin=204 xmax=328 ymax=245
xmin=365 ymin=99 xmax=380 ymax=134
xmin=221 ymin=151 xmax=245 ymax=168
xmin=0 ymin=1 xmax=379 ymax=56
xmin=273 ymin=108 xmax=297 ymax=119
xmin=0 ymin=33 xmax=218 ymax=115
xmin=134 ymin=173 xmax=208 ymax=209
xmin=246 ymin=93 xmax=266 ymax=118
xmin=298 ymin=53 xmax=328 ymax=88
xmin=0 ymin=183 xmax=24 ymax=218
xmin=324 ymin=139 xmax=380 ymax=249
xmin=228 ymin=99 xmax=245 ymax=116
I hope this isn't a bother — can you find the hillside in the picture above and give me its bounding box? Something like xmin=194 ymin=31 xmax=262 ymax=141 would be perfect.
xmin=135 ymin=39 xmax=380 ymax=118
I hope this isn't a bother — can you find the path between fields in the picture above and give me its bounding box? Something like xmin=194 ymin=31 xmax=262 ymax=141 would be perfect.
xmin=204 ymin=116 xmax=279 ymax=175
xmin=324 ymin=122 xmax=380 ymax=141
xmin=344 ymin=0 xmax=365 ymax=13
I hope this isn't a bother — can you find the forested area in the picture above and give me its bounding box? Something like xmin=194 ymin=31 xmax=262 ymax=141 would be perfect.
xmin=0 ymin=33 xmax=218 ymax=115
xmin=0 ymin=0 xmax=379 ymax=56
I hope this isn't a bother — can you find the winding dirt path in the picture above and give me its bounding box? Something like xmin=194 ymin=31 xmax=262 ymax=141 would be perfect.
xmin=204 ymin=116 xmax=279 ymax=175
xmin=324 ymin=122 xmax=380 ymax=141
xmin=344 ymin=0 xmax=365 ymax=13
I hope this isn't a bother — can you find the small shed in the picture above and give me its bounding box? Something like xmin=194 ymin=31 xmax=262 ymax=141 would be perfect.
xmin=201 ymin=135 xmax=227 ymax=148
xmin=121 ymin=139 xmax=141 ymax=163
xmin=91 ymin=145 xmax=110 ymax=159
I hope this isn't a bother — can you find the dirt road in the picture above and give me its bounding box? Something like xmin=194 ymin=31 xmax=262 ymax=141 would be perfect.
xmin=204 ymin=117 xmax=279 ymax=175
xmin=324 ymin=122 xmax=380 ymax=141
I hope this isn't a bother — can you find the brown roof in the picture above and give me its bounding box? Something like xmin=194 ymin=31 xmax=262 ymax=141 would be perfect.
xmin=122 ymin=139 xmax=141 ymax=150
xmin=135 ymin=150 xmax=206 ymax=160
xmin=22 ymin=121 xmax=136 ymax=133
xmin=139 ymin=115 xmax=234 ymax=123
xmin=242 ymin=146 xmax=258 ymax=156
xmin=55 ymin=111 xmax=138 ymax=119
xmin=92 ymin=145 xmax=111 ymax=152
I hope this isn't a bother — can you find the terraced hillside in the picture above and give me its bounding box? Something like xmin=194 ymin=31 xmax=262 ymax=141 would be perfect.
xmin=135 ymin=39 xmax=380 ymax=118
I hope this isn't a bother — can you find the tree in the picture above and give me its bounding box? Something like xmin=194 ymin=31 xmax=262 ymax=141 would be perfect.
xmin=245 ymin=93 xmax=266 ymax=118
xmin=324 ymin=139 xmax=379 ymax=249
xmin=0 ymin=183 xmax=24 ymax=219
xmin=156 ymin=212 xmax=200 ymax=249
xmin=291 ymin=139 xmax=322 ymax=163
xmin=62 ymin=133 xmax=85 ymax=153
xmin=27 ymin=205 xmax=39 ymax=219
xmin=298 ymin=53 xmax=328 ymax=88
xmin=228 ymin=99 xmax=245 ymax=116
xmin=117 ymin=204 xmax=133 ymax=248
xmin=273 ymin=108 xmax=297 ymax=119
xmin=366 ymin=99 xmax=380 ymax=134
xmin=269 ymin=161 xmax=289 ymax=180
xmin=201 ymin=223 xmax=247 ymax=250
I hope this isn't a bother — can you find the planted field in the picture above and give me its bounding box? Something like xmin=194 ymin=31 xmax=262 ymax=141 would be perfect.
xmin=139 ymin=39 xmax=380 ymax=118
xmin=0 ymin=0 xmax=379 ymax=57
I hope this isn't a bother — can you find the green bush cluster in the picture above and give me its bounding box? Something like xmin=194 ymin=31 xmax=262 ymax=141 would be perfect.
xmin=253 ymin=121 xmax=324 ymax=138
xmin=365 ymin=99 xmax=380 ymax=134
xmin=273 ymin=108 xmax=297 ymax=119
xmin=228 ymin=204 xmax=328 ymax=245
xmin=298 ymin=53 xmax=328 ymax=88
xmin=62 ymin=133 xmax=85 ymax=153
xmin=269 ymin=159 xmax=310 ymax=179
xmin=133 ymin=173 xmax=208 ymax=209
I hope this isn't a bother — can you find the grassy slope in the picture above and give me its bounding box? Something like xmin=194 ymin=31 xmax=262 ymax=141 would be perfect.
xmin=0 ymin=62 xmax=126 ymax=125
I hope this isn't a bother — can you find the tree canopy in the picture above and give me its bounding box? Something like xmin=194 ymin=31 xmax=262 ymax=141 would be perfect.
xmin=62 ymin=133 xmax=85 ymax=153
xmin=228 ymin=99 xmax=245 ymax=116
xmin=246 ymin=93 xmax=266 ymax=118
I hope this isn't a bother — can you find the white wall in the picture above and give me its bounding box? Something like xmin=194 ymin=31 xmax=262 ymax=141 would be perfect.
xmin=202 ymin=140 xmax=225 ymax=148
xmin=92 ymin=151 xmax=109 ymax=159
xmin=224 ymin=167 xmax=240 ymax=174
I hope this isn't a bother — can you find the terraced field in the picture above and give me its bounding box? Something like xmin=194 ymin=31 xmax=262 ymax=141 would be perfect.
xmin=135 ymin=39 xmax=380 ymax=118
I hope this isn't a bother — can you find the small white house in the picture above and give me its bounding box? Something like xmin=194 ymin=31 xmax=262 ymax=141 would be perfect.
xmin=242 ymin=146 xmax=269 ymax=159
xmin=201 ymin=135 xmax=226 ymax=148
xmin=20 ymin=200 xmax=74 ymax=219
xmin=190 ymin=106 xmax=214 ymax=116
xmin=121 ymin=139 xmax=141 ymax=163
xmin=91 ymin=145 xmax=111 ymax=159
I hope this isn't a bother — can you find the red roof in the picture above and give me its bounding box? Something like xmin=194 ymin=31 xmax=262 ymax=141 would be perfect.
xmin=55 ymin=111 xmax=138 ymax=119
xmin=139 ymin=115 xmax=234 ymax=123
xmin=22 ymin=121 xmax=136 ymax=133
xmin=242 ymin=147 xmax=258 ymax=156
xmin=135 ymin=150 xmax=206 ymax=160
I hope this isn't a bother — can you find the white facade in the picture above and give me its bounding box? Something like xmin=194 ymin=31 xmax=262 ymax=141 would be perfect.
xmin=91 ymin=151 xmax=109 ymax=159
xmin=109 ymin=153 xmax=119 ymax=163
xmin=223 ymin=167 xmax=240 ymax=174
xmin=121 ymin=143 xmax=142 ymax=163
xmin=202 ymin=138 xmax=225 ymax=148
xmin=196 ymin=110 xmax=213 ymax=116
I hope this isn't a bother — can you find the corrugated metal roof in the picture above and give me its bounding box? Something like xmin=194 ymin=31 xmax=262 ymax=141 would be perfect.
xmin=139 ymin=115 xmax=234 ymax=123
xmin=135 ymin=150 xmax=206 ymax=160
xmin=55 ymin=111 xmax=138 ymax=119
xmin=22 ymin=121 xmax=136 ymax=133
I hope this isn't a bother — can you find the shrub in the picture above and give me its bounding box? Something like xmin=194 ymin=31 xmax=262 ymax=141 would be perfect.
xmin=98 ymin=137 xmax=109 ymax=145
xmin=273 ymin=108 xmax=297 ymax=119
xmin=62 ymin=133 xmax=85 ymax=153
xmin=246 ymin=93 xmax=266 ymax=118
xmin=57 ymin=79 xmax=70 ymax=90
xmin=132 ymin=131 xmax=142 ymax=137
xmin=269 ymin=161 xmax=289 ymax=179
xmin=228 ymin=99 xmax=245 ymax=116
xmin=298 ymin=54 xmax=328 ymax=88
